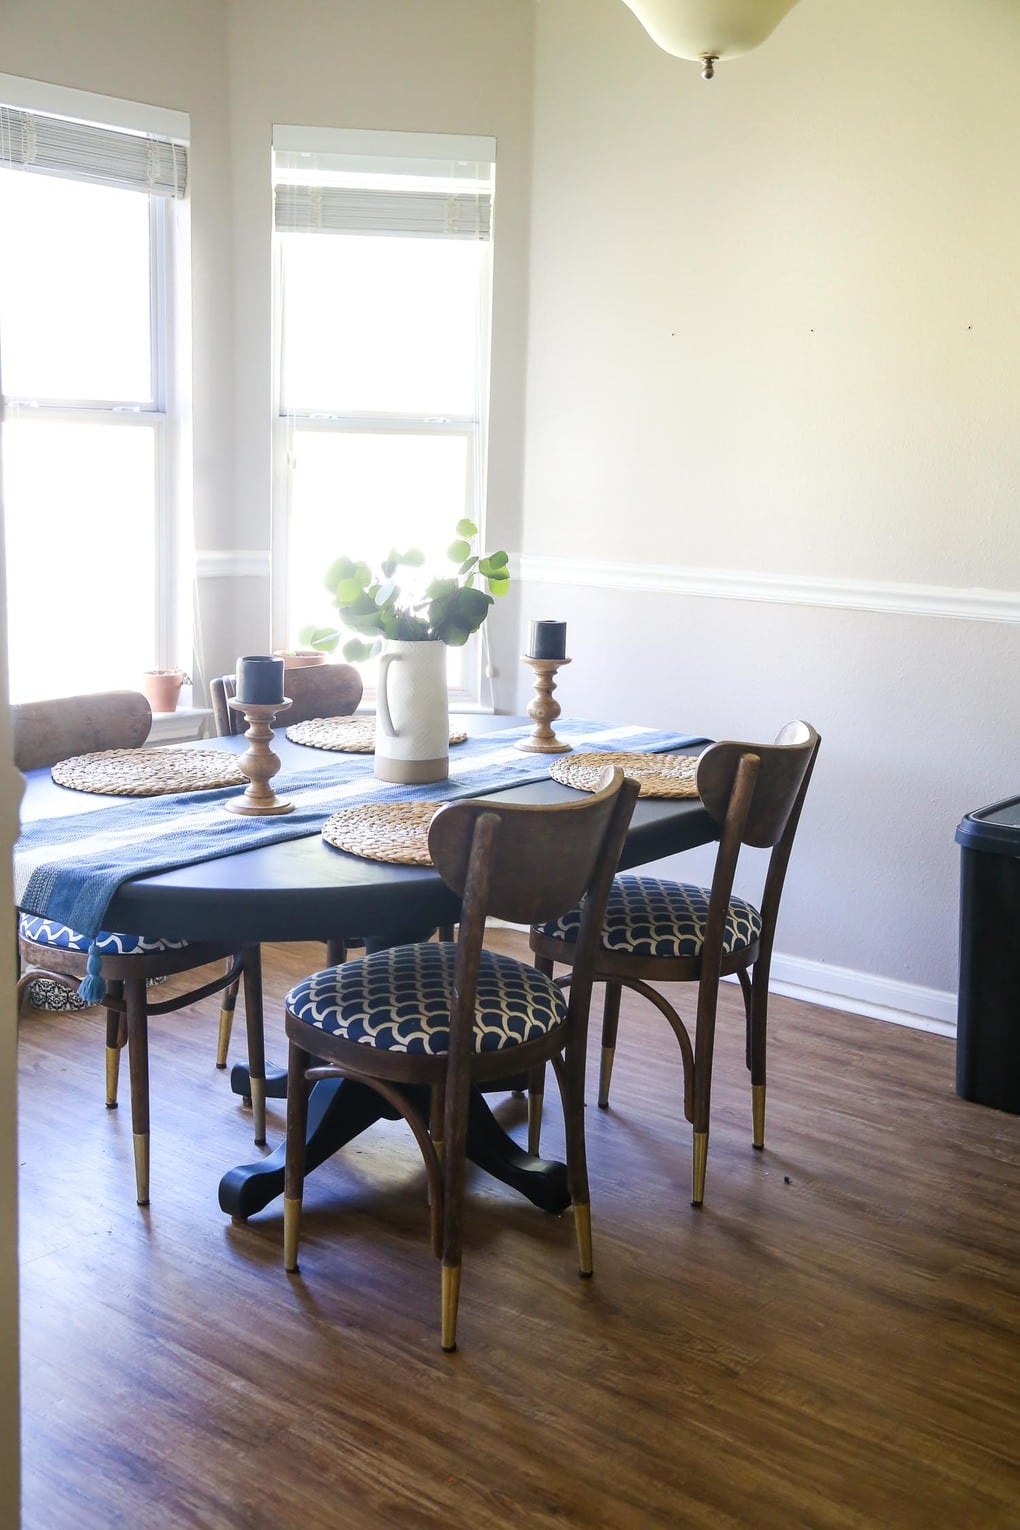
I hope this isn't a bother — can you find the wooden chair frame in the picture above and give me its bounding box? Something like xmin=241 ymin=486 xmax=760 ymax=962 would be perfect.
xmin=210 ymin=662 xmax=364 ymax=737
xmin=282 ymin=767 xmax=640 ymax=1351
xmin=530 ymin=721 xmax=820 ymax=1207
xmin=14 ymin=690 xmax=268 ymax=1204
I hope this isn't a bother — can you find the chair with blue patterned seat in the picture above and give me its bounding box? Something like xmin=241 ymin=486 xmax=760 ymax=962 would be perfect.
xmin=529 ymin=721 xmax=820 ymax=1208
xmin=281 ymin=765 xmax=639 ymax=1352
xmin=14 ymin=690 xmax=268 ymax=1205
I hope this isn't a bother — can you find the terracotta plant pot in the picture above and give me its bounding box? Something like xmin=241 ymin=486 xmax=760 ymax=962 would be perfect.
xmin=273 ymin=649 xmax=327 ymax=671
xmin=141 ymin=669 xmax=186 ymax=714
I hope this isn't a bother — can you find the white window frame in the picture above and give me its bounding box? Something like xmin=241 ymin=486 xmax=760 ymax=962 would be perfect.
xmin=0 ymin=75 xmax=191 ymax=696
xmin=270 ymin=126 xmax=495 ymax=709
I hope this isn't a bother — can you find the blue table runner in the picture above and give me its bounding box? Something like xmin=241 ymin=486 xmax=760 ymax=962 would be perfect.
xmin=15 ymin=719 xmax=705 ymax=944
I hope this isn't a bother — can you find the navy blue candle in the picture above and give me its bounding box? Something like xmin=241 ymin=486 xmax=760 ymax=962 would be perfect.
xmin=528 ymin=620 xmax=567 ymax=660
xmin=235 ymin=655 xmax=285 ymax=705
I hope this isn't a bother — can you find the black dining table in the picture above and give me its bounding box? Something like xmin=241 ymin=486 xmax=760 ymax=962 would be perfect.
xmin=18 ymin=717 xmax=717 ymax=1220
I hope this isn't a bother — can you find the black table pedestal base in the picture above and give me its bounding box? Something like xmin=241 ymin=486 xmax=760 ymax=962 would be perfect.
xmin=218 ymin=1076 xmax=571 ymax=1221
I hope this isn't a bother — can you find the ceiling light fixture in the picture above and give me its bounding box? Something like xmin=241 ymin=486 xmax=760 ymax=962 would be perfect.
xmin=621 ymin=0 xmax=802 ymax=79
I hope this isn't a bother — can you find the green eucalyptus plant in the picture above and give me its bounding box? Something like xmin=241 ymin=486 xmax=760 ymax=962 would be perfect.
xmin=300 ymin=518 xmax=510 ymax=664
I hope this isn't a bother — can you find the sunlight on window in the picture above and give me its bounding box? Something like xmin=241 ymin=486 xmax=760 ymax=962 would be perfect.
xmin=3 ymin=419 xmax=157 ymax=702
xmin=0 ymin=172 xmax=153 ymax=402
xmin=280 ymin=235 xmax=482 ymax=417
xmin=289 ymin=431 xmax=469 ymax=638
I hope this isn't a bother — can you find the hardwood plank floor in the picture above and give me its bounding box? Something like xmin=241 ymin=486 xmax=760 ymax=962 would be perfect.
xmin=17 ymin=933 xmax=1020 ymax=1528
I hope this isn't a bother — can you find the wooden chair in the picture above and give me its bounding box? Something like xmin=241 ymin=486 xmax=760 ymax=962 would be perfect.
xmin=282 ymin=767 xmax=639 ymax=1352
xmin=210 ymin=661 xmax=364 ymax=737
xmin=530 ymin=721 xmax=820 ymax=1207
xmin=14 ymin=690 xmax=268 ymax=1205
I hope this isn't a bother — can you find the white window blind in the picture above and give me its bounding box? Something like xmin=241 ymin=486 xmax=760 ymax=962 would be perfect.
xmin=274 ymin=183 xmax=490 ymax=240
xmin=0 ymin=105 xmax=187 ymax=198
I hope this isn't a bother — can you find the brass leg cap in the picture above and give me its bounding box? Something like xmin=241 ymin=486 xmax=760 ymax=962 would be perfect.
xmin=574 ymin=1202 xmax=593 ymax=1276
xmin=441 ymin=1264 xmax=461 ymax=1353
xmin=250 ymin=1077 xmax=267 ymax=1147
xmin=105 ymin=1046 xmax=120 ymax=1109
xmin=133 ymin=1132 xmax=150 ymax=1206
xmin=691 ymin=1130 xmax=708 ymax=1207
xmin=752 ymin=1083 xmax=766 ymax=1150
xmin=215 ymin=1012 xmax=233 ymax=1069
xmin=597 ymin=1045 xmax=615 ymax=1109
xmin=283 ymin=1195 xmax=302 ymax=1272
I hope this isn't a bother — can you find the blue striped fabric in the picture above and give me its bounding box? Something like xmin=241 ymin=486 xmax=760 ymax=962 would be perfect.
xmin=15 ymin=720 xmax=705 ymax=941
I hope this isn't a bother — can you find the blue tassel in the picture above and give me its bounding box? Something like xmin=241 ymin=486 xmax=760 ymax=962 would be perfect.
xmin=77 ymin=942 xmax=107 ymax=1005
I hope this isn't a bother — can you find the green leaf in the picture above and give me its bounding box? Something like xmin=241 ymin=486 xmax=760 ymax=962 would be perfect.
xmin=298 ymin=624 xmax=340 ymax=652
xmin=478 ymin=550 xmax=509 ymax=575
xmin=457 ymin=555 xmax=479 ymax=577
xmin=342 ymin=637 xmax=374 ymax=663
xmin=399 ymin=548 xmax=426 ymax=568
xmin=447 ymin=539 xmax=471 ymax=563
xmin=456 ymin=519 xmax=477 ymax=538
xmin=335 ymin=576 xmax=369 ymax=605
xmin=487 ymin=577 xmax=510 ymax=598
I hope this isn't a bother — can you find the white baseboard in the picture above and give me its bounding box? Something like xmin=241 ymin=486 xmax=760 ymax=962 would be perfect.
xmin=491 ymin=921 xmax=958 ymax=1039
xmin=763 ymin=954 xmax=957 ymax=1039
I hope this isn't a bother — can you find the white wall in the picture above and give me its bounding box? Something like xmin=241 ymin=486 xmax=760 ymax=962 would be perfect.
xmin=520 ymin=0 xmax=1020 ymax=1021
xmin=223 ymin=0 xmax=534 ymax=685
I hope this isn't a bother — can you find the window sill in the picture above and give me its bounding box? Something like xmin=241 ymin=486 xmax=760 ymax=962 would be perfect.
xmin=147 ymin=707 xmax=212 ymax=744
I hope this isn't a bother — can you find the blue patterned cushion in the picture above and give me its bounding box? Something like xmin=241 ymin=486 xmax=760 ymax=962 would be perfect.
xmin=18 ymin=914 xmax=189 ymax=957
xmin=286 ymin=942 xmax=567 ymax=1055
xmin=535 ymin=874 xmax=763 ymax=959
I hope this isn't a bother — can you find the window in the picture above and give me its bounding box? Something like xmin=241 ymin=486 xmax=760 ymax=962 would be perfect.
xmin=0 ymin=79 xmax=190 ymax=704
xmin=272 ymin=127 xmax=495 ymax=704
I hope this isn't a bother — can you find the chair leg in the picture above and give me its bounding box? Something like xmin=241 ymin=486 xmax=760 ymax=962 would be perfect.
xmin=747 ymin=966 xmax=768 ymax=1151
xmin=440 ymin=1077 xmax=471 ymax=1353
xmin=216 ymin=970 xmax=239 ymax=1069
xmin=441 ymin=1265 xmax=461 ymax=1354
xmin=598 ymin=981 xmax=622 ymax=1109
xmin=124 ymin=977 xmax=150 ymax=1206
xmin=283 ymin=1039 xmax=312 ymax=1271
xmin=428 ymin=1081 xmax=445 ymax=1208
xmin=554 ymin=1041 xmax=594 ymax=1278
xmin=104 ymin=986 xmax=126 ymax=1108
xmin=691 ymin=1131 xmax=709 ymax=1208
xmin=691 ymin=983 xmax=721 ymax=1209
xmin=241 ymin=946 xmax=267 ymax=1147
xmin=528 ymin=952 xmax=555 ymax=1153
xmin=527 ymin=1064 xmax=545 ymax=1156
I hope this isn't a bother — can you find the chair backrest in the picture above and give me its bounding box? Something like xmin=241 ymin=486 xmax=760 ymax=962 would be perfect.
xmin=428 ymin=766 xmax=640 ymax=1071
xmin=694 ymin=720 xmax=820 ymax=994
xmin=695 ymin=720 xmax=820 ymax=850
xmin=12 ymin=691 xmax=153 ymax=771
xmin=209 ymin=663 xmax=364 ymax=736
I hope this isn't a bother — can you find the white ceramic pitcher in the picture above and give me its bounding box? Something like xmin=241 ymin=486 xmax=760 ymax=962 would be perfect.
xmin=374 ymin=639 xmax=450 ymax=784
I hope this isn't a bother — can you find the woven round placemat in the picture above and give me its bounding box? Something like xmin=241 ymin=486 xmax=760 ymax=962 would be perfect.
xmin=51 ymin=748 xmax=248 ymax=797
xmin=550 ymin=751 xmax=700 ymax=799
xmin=286 ymin=716 xmax=468 ymax=753
xmin=321 ymin=800 xmax=443 ymax=865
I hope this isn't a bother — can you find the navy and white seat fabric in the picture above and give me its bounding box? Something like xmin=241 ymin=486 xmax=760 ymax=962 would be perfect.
xmin=19 ymin=917 xmax=187 ymax=1011
xmin=286 ymin=942 xmax=567 ymax=1056
xmin=535 ymin=873 xmax=762 ymax=959
xmin=18 ymin=914 xmax=189 ymax=957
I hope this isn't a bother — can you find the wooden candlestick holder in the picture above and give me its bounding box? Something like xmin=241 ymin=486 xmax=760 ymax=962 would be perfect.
xmin=514 ymin=656 xmax=572 ymax=754
xmin=224 ymin=698 xmax=294 ymax=815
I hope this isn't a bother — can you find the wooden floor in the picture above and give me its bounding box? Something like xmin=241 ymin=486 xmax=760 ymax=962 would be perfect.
xmin=17 ymin=932 xmax=1020 ymax=1528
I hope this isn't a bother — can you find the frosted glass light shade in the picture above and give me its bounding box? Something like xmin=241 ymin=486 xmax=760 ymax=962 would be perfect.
xmin=621 ymin=0 xmax=801 ymax=63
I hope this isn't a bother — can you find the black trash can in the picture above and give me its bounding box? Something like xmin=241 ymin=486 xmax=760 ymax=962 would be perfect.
xmin=955 ymin=796 xmax=1020 ymax=1113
